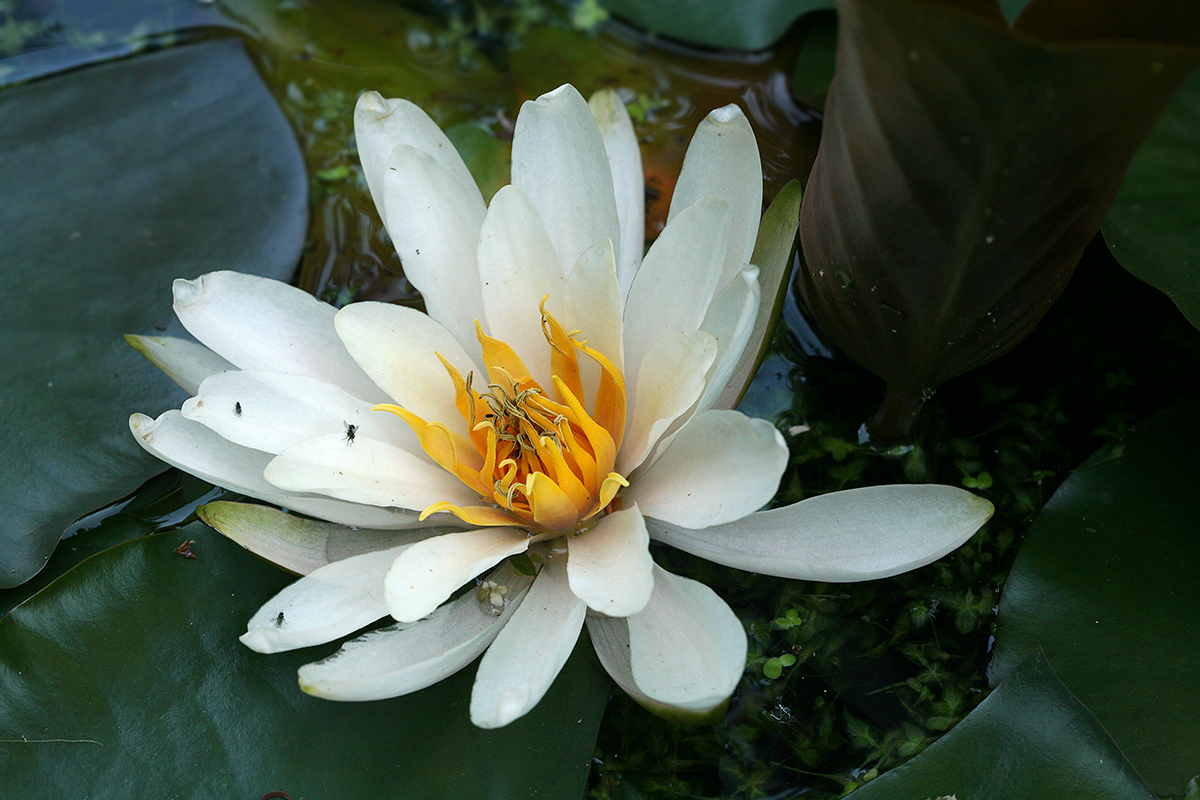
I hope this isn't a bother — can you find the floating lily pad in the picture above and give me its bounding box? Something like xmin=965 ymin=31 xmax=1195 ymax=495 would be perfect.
xmin=598 ymin=0 xmax=832 ymax=51
xmin=991 ymin=397 xmax=1200 ymax=796
xmin=845 ymin=651 xmax=1156 ymax=799
xmin=1104 ymin=71 xmax=1200 ymax=331
xmin=0 ymin=39 xmax=307 ymax=588
xmin=0 ymin=525 xmax=610 ymax=798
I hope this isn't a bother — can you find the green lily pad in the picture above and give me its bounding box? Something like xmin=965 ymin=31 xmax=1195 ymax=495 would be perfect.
xmin=845 ymin=651 xmax=1156 ymax=800
xmin=0 ymin=524 xmax=610 ymax=798
xmin=991 ymin=397 xmax=1200 ymax=796
xmin=0 ymin=39 xmax=307 ymax=588
xmin=598 ymin=0 xmax=832 ymax=51
xmin=0 ymin=0 xmax=233 ymax=87
xmin=1104 ymin=71 xmax=1200 ymax=331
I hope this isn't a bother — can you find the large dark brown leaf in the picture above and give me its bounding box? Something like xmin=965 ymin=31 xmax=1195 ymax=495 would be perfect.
xmin=797 ymin=0 xmax=1200 ymax=439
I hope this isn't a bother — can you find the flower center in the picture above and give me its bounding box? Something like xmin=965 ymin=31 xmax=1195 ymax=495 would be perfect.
xmin=376 ymin=300 xmax=628 ymax=533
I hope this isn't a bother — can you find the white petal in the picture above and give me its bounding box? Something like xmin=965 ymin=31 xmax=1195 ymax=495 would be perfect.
xmin=566 ymin=505 xmax=654 ymax=617
xmin=587 ymin=564 xmax=746 ymax=719
xmin=385 ymin=528 xmax=532 ymax=623
xmin=198 ymin=501 xmax=446 ymax=576
xmin=125 ymin=334 xmax=233 ymax=395
xmin=478 ymin=184 xmax=564 ymax=386
xmin=588 ymin=88 xmax=644 ymax=294
xmin=668 ymin=104 xmax=762 ymax=290
xmin=563 ymin=237 xmax=624 ymax=401
xmin=618 ymin=330 xmax=718 ymax=475
xmin=622 ymin=196 xmax=730 ymax=387
xmin=470 ymin=561 xmax=586 ymax=728
xmin=696 ymin=268 xmax=760 ymax=414
xmin=711 ymin=180 xmax=802 ymax=411
xmin=130 ymin=411 xmax=420 ymax=529
xmin=648 ymin=485 xmax=995 ymax=581
xmin=240 ymin=545 xmax=410 ymax=654
xmin=182 ymin=370 xmax=419 ymax=455
xmin=512 ymin=84 xmax=620 ymax=278
xmin=354 ymin=91 xmax=480 ymax=225
xmin=265 ymin=433 xmax=479 ymax=510
xmin=335 ymin=301 xmax=481 ymax=435
xmin=171 ymin=271 xmax=386 ymax=404
xmin=381 ymin=144 xmax=487 ymax=351
xmin=626 ymin=410 xmax=786 ymax=529
xmin=298 ymin=563 xmax=534 ymax=701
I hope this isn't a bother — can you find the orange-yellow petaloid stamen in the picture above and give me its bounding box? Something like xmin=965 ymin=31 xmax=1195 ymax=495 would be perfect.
xmin=378 ymin=303 xmax=628 ymax=533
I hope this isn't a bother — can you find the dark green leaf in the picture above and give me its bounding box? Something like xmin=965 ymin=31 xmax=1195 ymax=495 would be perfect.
xmin=846 ymin=651 xmax=1156 ymax=800
xmin=797 ymin=0 xmax=1200 ymax=439
xmin=1103 ymin=71 xmax=1200 ymax=330
xmin=788 ymin=11 xmax=838 ymax=102
xmin=0 ymin=525 xmax=610 ymax=798
xmin=598 ymin=0 xmax=832 ymax=51
xmin=991 ymin=397 xmax=1200 ymax=796
xmin=0 ymin=39 xmax=307 ymax=588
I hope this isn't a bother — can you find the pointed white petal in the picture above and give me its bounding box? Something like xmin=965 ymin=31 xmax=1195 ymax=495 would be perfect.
xmin=589 ymin=88 xmax=644 ymax=294
xmin=696 ymin=268 xmax=760 ymax=414
xmin=626 ymin=410 xmax=786 ymax=529
xmin=335 ymin=301 xmax=481 ymax=435
xmin=622 ymin=196 xmax=730 ymax=386
xmin=385 ymin=528 xmax=531 ymax=623
xmin=512 ymin=84 xmax=620 ymax=278
xmin=588 ymin=564 xmax=746 ymax=719
xmin=649 ymin=485 xmax=995 ymax=581
xmin=566 ymin=505 xmax=654 ymax=617
xmin=381 ymin=144 xmax=487 ymax=351
xmin=478 ymin=184 xmax=564 ymax=386
xmin=712 ymin=180 xmax=802 ymax=411
xmin=470 ymin=561 xmax=586 ymax=728
xmin=130 ymin=411 xmax=419 ymax=529
xmin=618 ymin=330 xmax=717 ymax=475
xmin=171 ymin=272 xmax=386 ymax=404
xmin=265 ymin=433 xmax=479 ymax=510
xmin=299 ymin=563 xmax=534 ymax=701
xmin=668 ymin=104 xmax=762 ymax=289
xmin=563 ymin=237 xmax=624 ymax=400
xmin=125 ymin=334 xmax=233 ymax=395
xmin=240 ymin=545 xmax=410 ymax=653
xmin=198 ymin=501 xmax=447 ymax=576
xmin=182 ymin=370 xmax=419 ymax=455
xmin=354 ymin=91 xmax=480 ymax=224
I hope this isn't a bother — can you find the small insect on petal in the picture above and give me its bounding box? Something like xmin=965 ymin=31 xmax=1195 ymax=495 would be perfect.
xmin=344 ymin=421 xmax=358 ymax=445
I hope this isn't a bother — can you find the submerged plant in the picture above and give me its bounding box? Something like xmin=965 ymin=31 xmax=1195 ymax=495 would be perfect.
xmin=128 ymin=83 xmax=992 ymax=728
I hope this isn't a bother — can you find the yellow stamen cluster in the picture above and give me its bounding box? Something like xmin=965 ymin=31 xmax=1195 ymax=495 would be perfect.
xmin=377 ymin=300 xmax=628 ymax=533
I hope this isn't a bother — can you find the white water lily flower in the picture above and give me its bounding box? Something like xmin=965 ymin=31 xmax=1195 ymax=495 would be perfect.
xmin=129 ymin=84 xmax=994 ymax=728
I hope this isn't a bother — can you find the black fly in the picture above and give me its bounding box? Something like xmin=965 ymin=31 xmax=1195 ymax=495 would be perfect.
xmin=273 ymin=612 xmax=285 ymax=628
xmin=234 ymin=401 xmax=242 ymax=417
xmin=344 ymin=421 xmax=358 ymax=445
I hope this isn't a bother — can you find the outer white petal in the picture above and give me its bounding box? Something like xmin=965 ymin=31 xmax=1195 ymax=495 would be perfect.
xmin=354 ymin=91 xmax=480 ymax=223
xmin=512 ymin=84 xmax=620 ymax=279
xmin=385 ymin=528 xmax=532 ymax=623
xmin=478 ymin=184 xmax=564 ymax=386
xmin=622 ymin=196 xmax=730 ymax=386
xmin=566 ymin=505 xmax=654 ymax=617
xmin=587 ymin=564 xmax=746 ymax=719
xmin=588 ymin=88 xmax=644 ymax=294
xmin=298 ymin=563 xmax=534 ymax=701
xmin=470 ymin=561 xmax=586 ymax=728
xmin=264 ymin=433 xmax=479 ymax=510
xmin=182 ymin=370 xmax=419 ymax=455
xmin=335 ymin=301 xmax=481 ymax=435
xmin=125 ymin=334 xmax=233 ymax=395
xmin=668 ymin=104 xmax=762 ymax=290
xmin=648 ymin=485 xmax=995 ymax=581
xmin=171 ymin=271 xmax=387 ymax=404
xmin=563 ymin=237 xmax=624 ymax=401
xmin=198 ymin=501 xmax=447 ymax=576
xmin=696 ymin=268 xmax=760 ymax=414
xmin=626 ymin=410 xmax=786 ymax=529
xmin=381 ymin=144 xmax=487 ymax=351
xmin=618 ymin=330 xmax=717 ymax=475
xmin=240 ymin=545 xmax=410 ymax=654
xmin=129 ymin=411 xmax=420 ymax=529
